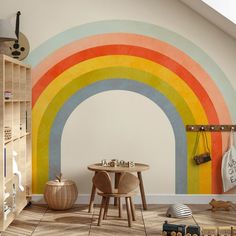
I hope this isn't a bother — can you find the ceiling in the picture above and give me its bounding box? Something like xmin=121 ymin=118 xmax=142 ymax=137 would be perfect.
xmin=180 ymin=0 xmax=236 ymax=39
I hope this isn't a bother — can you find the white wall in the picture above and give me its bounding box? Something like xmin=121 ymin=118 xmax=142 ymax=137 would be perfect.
xmin=1 ymin=0 xmax=236 ymax=200
xmin=61 ymin=91 xmax=175 ymax=194
xmin=1 ymin=0 xmax=236 ymax=87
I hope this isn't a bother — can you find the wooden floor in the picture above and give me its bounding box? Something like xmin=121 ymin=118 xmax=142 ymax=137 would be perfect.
xmin=1 ymin=204 xmax=236 ymax=235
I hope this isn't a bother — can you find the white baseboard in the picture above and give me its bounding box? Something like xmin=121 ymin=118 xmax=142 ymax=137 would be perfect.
xmin=32 ymin=194 xmax=236 ymax=205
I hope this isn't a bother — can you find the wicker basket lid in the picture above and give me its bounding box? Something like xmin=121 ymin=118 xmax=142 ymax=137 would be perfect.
xmin=46 ymin=179 xmax=76 ymax=186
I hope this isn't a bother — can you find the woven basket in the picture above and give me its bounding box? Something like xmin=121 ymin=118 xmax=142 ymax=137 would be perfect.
xmin=44 ymin=179 xmax=78 ymax=210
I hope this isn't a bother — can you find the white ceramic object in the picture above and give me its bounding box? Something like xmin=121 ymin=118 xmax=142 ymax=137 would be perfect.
xmin=166 ymin=203 xmax=192 ymax=218
xmin=13 ymin=151 xmax=24 ymax=191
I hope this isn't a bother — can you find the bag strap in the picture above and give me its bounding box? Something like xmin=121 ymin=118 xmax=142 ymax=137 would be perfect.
xmin=192 ymin=131 xmax=200 ymax=157
xmin=230 ymin=130 xmax=235 ymax=147
xmin=202 ymin=132 xmax=210 ymax=153
xmin=192 ymin=131 xmax=210 ymax=157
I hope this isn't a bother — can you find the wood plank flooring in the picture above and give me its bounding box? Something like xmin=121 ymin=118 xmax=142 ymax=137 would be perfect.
xmin=1 ymin=204 xmax=236 ymax=235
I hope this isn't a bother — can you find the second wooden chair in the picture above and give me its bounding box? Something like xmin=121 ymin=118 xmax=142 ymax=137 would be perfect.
xmin=92 ymin=171 xmax=139 ymax=227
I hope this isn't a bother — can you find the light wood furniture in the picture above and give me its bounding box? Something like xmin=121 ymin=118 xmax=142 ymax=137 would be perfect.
xmin=93 ymin=171 xmax=139 ymax=227
xmin=0 ymin=54 xmax=31 ymax=231
xmin=87 ymin=163 xmax=149 ymax=213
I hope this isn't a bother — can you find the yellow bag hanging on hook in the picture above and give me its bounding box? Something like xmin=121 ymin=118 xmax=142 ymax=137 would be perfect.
xmin=192 ymin=131 xmax=211 ymax=165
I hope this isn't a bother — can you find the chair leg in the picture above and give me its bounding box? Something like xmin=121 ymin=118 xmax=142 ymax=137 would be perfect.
xmin=98 ymin=196 xmax=106 ymax=226
xmin=125 ymin=197 xmax=132 ymax=227
xmin=118 ymin=197 xmax=123 ymax=218
xmin=129 ymin=197 xmax=136 ymax=221
xmin=114 ymin=173 xmax=121 ymax=206
xmin=103 ymin=197 xmax=110 ymax=219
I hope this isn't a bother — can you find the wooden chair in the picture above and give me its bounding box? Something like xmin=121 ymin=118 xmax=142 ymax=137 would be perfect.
xmin=92 ymin=171 xmax=139 ymax=227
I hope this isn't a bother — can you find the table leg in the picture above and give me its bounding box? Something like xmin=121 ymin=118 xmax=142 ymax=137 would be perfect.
xmin=137 ymin=171 xmax=147 ymax=210
xmin=88 ymin=172 xmax=97 ymax=213
xmin=118 ymin=197 xmax=123 ymax=218
xmin=114 ymin=172 xmax=121 ymax=206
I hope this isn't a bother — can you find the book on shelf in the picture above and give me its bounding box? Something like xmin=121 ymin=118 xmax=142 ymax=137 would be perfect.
xmin=4 ymin=146 xmax=6 ymax=178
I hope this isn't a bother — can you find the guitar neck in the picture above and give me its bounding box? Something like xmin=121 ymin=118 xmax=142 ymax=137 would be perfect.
xmin=15 ymin=11 xmax=21 ymax=39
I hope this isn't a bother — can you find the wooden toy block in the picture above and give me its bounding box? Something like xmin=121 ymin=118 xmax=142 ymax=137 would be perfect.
xmin=218 ymin=226 xmax=232 ymax=236
xmin=232 ymin=226 xmax=236 ymax=236
xmin=201 ymin=226 xmax=217 ymax=236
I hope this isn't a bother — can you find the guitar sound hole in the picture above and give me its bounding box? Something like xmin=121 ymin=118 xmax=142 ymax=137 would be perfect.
xmin=12 ymin=51 xmax=21 ymax=56
xmin=11 ymin=46 xmax=26 ymax=59
xmin=13 ymin=43 xmax=19 ymax=49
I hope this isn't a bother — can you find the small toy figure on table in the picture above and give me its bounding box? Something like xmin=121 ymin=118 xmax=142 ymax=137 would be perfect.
xmin=109 ymin=159 xmax=118 ymax=167
xmin=100 ymin=159 xmax=135 ymax=168
xmin=101 ymin=159 xmax=109 ymax=167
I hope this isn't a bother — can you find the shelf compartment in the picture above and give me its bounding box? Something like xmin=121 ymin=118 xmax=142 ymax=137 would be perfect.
xmin=25 ymin=102 xmax=31 ymax=133
xmin=13 ymin=174 xmax=26 ymax=210
xmin=4 ymin=142 xmax=13 ymax=183
xmin=3 ymin=211 xmax=14 ymax=229
xmin=12 ymin=102 xmax=20 ymax=139
xmin=25 ymin=69 xmax=31 ymax=101
xmin=4 ymin=61 xmax=12 ymax=101
xmin=19 ymin=67 xmax=26 ymax=101
xmin=4 ymin=181 xmax=13 ymax=220
xmin=4 ymin=103 xmax=12 ymax=142
xmin=20 ymin=102 xmax=26 ymax=135
xmin=26 ymin=134 xmax=32 ymax=193
xmin=19 ymin=137 xmax=26 ymax=173
xmin=12 ymin=64 xmax=20 ymax=100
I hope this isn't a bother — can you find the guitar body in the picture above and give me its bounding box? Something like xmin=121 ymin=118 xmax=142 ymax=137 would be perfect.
xmin=9 ymin=32 xmax=30 ymax=60
xmin=9 ymin=32 xmax=30 ymax=61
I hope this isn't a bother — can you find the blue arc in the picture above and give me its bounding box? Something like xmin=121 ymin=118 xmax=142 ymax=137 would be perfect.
xmin=49 ymin=79 xmax=187 ymax=194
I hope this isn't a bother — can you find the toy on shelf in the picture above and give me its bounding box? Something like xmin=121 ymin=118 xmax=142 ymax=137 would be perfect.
xmin=101 ymin=159 xmax=135 ymax=168
xmin=3 ymin=186 xmax=10 ymax=201
xmin=12 ymin=183 xmax=16 ymax=212
xmin=3 ymin=203 xmax=11 ymax=221
xmin=209 ymin=198 xmax=233 ymax=211
xmin=4 ymin=126 xmax=12 ymax=140
xmin=4 ymin=91 xmax=12 ymax=100
xmin=13 ymin=151 xmax=24 ymax=191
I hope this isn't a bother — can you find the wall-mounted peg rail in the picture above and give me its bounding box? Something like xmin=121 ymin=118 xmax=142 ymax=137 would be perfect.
xmin=186 ymin=125 xmax=236 ymax=132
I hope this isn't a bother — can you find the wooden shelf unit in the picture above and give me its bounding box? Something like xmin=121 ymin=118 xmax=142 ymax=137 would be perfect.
xmin=0 ymin=54 xmax=31 ymax=231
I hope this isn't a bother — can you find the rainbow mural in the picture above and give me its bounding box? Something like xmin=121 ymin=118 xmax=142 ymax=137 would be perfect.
xmin=26 ymin=20 xmax=236 ymax=194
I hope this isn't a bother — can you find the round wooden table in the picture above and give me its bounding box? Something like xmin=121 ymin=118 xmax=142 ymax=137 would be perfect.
xmin=87 ymin=163 xmax=149 ymax=212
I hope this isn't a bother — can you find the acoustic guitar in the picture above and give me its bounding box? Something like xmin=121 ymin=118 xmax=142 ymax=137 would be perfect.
xmin=9 ymin=11 xmax=30 ymax=60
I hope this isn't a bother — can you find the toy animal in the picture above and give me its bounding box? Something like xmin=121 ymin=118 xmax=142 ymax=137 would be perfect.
xmin=209 ymin=198 xmax=233 ymax=211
